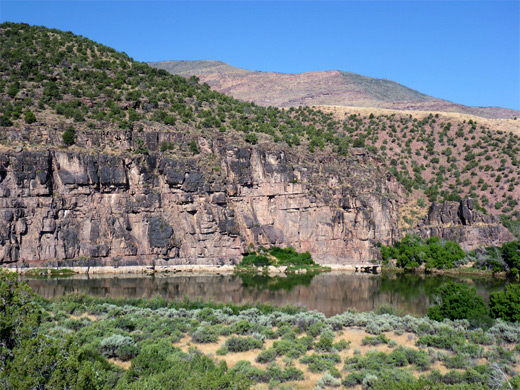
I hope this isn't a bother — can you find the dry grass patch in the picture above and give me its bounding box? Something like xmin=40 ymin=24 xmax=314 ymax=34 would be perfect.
xmin=108 ymin=358 xmax=131 ymax=370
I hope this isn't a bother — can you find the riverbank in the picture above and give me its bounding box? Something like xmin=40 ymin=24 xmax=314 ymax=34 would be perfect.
xmin=382 ymin=265 xmax=511 ymax=278
xmin=5 ymin=263 xmax=382 ymax=275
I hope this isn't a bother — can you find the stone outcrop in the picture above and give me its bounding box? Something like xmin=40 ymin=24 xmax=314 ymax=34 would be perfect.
xmin=0 ymin=140 xmax=404 ymax=267
xmin=414 ymin=199 xmax=515 ymax=250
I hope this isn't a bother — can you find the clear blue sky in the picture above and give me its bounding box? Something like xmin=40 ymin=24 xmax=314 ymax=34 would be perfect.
xmin=2 ymin=1 xmax=519 ymax=110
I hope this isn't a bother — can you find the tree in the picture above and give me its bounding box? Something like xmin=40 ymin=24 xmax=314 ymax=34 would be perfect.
xmin=501 ymin=241 xmax=520 ymax=276
xmin=0 ymin=269 xmax=41 ymax=372
xmin=427 ymin=281 xmax=491 ymax=328
xmin=189 ymin=140 xmax=199 ymax=154
xmin=24 ymin=110 xmax=36 ymax=124
xmin=62 ymin=126 xmax=75 ymax=146
xmin=245 ymin=133 xmax=258 ymax=145
xmin=489 ymin=284 xmax=520 ymax=322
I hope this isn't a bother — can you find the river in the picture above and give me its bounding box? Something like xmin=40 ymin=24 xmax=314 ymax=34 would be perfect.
xmin=23 ymin=271 xmax=514 ymax=317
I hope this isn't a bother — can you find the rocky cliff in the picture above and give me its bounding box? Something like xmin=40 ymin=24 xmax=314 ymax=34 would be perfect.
xmin=0 ymin=140 xmax=404 ymax=267
xmin=0 ymin=23 xmax=516 ymax=270
xmin=413 ymin=199 xmax=515 ymax=250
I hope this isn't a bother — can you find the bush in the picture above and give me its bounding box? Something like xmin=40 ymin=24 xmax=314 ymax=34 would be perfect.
xmin=191 ymin=326 xmax=219 ymax=343
xmin=426 ymin=282 xmax=491 ymax=327
xmin=224 ymin=336 xmax=263 ymax=352
xmin=256 ymin=348 xmax=277 ymax=363
xmin=300 ymin=353 xmax=341 ymax=373
xmin=189 ymin=140 xmax=199 ymax=154
xmin=272 ymin=338 xmax=308 ymax=358
xmin=62 ymin=127 xmax=75 ymax=145
xmin=99 ymin=334 xmax=137 ymax=360
xmin=244 ymin=133 xmax=258 ymax=144
xmin=238 ymin=247 xmax=317 ymax=269
xmin=266 ymin=363 xmax=304 ymax=382
xmin=443 ymin=353 xmax=468 ymax=369
xmin=380 ymin=235 xmax=465 ymax=270
xmin=0 ymin=269 xmax=41 ymax=371
xmin=417 ymin=327 xmax=467 ymax=351
xmin=489 ymin=284 xmax=520 ymax=322
xmin=160 ymin=141 xmax=174 ymax=152
xmin=316 ymin=372 xmax=341 ymax=388
xmin=362 ymin=334 xmax=391 ymax=346
xmin=24 ymin=110 xmax=36 ymax=124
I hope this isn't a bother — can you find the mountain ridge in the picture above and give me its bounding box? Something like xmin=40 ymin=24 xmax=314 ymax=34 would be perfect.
xmin=149 ymin=60 xmax=519 ymax=119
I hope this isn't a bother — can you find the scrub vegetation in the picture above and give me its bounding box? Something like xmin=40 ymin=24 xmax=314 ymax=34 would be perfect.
xmin=381 ymin=235 xmax=520 ymax=277
xmin=2 ymin=270 xmax=520 ymax=389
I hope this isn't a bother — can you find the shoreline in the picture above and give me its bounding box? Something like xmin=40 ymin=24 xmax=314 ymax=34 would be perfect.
xmin=5 ymin=263 xmax=380 ymax=275
xmin=5 ymin=263 xmax=507 ymax=278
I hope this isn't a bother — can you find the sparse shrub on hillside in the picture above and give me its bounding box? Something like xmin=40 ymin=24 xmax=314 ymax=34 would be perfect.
xmin=189 ymin=140 xmax=199 ymax=154
xmin=62 ymin=126 xmax=75 ymax=146
xmin=24 ymin=110 xmax=36 ymax=124
xmin=2 ymin=22 xmax=519 ymax=220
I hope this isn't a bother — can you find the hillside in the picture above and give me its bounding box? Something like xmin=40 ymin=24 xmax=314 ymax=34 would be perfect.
xmin=0 ymin=22 xmax=516 ymax=267
xmin=149 ymin=60 xmax=520 ymax=119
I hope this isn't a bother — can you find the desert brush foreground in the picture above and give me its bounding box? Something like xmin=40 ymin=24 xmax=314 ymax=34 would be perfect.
xmin=2 ymin=270 xmax=520 ymax=389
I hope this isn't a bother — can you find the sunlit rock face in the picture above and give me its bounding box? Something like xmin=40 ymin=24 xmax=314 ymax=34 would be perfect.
xmin=413 ymin=199 xmax=515 ymax=250
xmin=0 ymin=139 xmax=404 ymax=266
xmin=0 ymin=139 xmax=512 ymax=267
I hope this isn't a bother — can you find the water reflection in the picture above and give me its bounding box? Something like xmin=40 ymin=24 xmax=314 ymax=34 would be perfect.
xmin=24 ymin=271 xmax=507 ymax=317
xmin=237 ymin=272 xmax=317 ymax=291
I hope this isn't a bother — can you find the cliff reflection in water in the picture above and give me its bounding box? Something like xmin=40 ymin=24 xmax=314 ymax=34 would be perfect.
xmin=25 ymin=271 xmax=504 ymax=317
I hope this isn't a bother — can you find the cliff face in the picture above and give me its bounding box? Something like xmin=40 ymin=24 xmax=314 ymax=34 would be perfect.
xmin=0 ymin=141 xmax=404 ymax=267
xmin=414 ymin=199 xmax=515 ymax=250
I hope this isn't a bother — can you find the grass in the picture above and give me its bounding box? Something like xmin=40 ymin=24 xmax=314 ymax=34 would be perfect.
xmin=24 ymin=268 xmax=76 ymax=277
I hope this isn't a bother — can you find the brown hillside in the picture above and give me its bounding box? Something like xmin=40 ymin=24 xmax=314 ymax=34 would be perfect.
xmin=149 ymin=60 xmax=520 ymax=120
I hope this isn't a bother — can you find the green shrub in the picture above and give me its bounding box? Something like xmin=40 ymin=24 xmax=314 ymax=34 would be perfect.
xmin=191 ymin=326 xmax=219 ymax=343
xmin=417 ymin=327 xmax=467 ymax=351
xmin=256 ymin=348 xmax=277 ymax=363
xmin=426 ymin=282 xmax=491 ymax=328
xmin=272 ymin=338 xmax=308 ymax=359
xmin=300 ymin=353 xmax=341 ymax=373
xmin=62 ymin=127 xmax=75 ymax=145
xmin=99 ymin=334 xmax=137 ymax=361
xmin=24 ymin=110 xmax=36 ymax=124
xmin=381 ymin=235 xmax=465 ymax=270
xmin=238 ymin=247 xmax=318 ymax=270
xmin=362 ymin=333 xmax=391 ymax=346
xmin=223 ymin=336 xmax=263 ymax=352
xmin=160 ymin=141 xmax=174 ymax=152
xmin=189 ymin=140 xmax=199 ymax=154
xmin=443 ymin=353 xmax=468 ymax=369
xmin=489 ymin=284 xmax=520 ymax=322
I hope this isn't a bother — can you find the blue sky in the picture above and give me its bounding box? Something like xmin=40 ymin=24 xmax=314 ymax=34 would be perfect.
xmin=1 ymin=1 xmax=519 ymax=110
